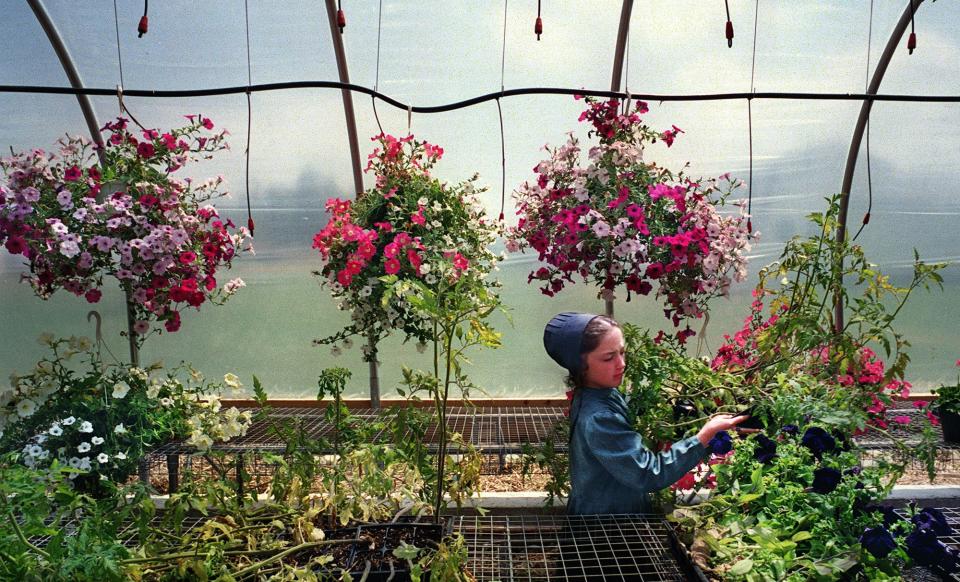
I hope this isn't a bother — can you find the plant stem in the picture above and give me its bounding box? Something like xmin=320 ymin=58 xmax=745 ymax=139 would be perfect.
xmin=6 ymin=509 xmax=50 ymax=559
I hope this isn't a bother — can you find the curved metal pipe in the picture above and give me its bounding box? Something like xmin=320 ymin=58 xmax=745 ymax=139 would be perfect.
xmin=834 ymin=0 xmax=925 ymax=332
xmin=28 ymin=0 xmax=144 ymax=366
xmin=323 ymin=0 xmax=376 ymax=407
xmin=610 ymin=0 xmax=634 ymax=92
xmin=606 ymin=0 xmax=633 ymax=318
xmin=324 ymin=0 xmax=364 ymax=197
xmin=26 ymin=0 xmax=105 ymax=153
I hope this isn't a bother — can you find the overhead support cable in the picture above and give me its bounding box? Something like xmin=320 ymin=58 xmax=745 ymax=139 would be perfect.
xmin=835 ymin=0 xmax=927 ymax=333
xmin=4 ymin=83 xmax=958 ymax=108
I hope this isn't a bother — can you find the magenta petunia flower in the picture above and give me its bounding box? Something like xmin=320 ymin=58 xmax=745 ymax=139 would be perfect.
xmin=137 ymin=142 xmax=155 ymax=158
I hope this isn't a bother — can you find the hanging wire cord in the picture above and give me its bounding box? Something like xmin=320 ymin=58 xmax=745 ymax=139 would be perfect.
xmin=746 ymin=0 xmax=759 ymax=233
xmin=852 ymin=0 xmax=875 ymax=242
xmin=243 ymin=0 xmax=255 ymax=235
xmin=3 ymin=83 xmax=958 ymax=107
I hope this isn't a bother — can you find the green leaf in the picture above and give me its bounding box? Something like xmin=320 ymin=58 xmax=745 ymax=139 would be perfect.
xmin=729 ymin=558 xmax=753 ymax=576
xmin=791 ymin=530 xmax=813 ymax=542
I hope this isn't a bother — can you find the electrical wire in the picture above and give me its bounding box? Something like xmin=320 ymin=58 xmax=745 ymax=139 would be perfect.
xmin=747 ymin=0 xmax=760 ymax=233
xmin=2 ymin=83 xmax=958 ymax=107
xmin=244 ymin=0 xmax=255 ymax=235
xmin=853 ymin=0 xmax=875 ymax=242
xmin=371 ymin=0 xmax=385 ymax=136
xmin=497 ymin=0 xmax=508 ymax=220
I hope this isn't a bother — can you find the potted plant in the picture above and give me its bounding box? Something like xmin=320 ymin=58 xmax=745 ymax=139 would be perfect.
xmin=0 ymin=335 xmax=253 ymax=495
xmin=933 ymin=364 xmax=960 ymax=443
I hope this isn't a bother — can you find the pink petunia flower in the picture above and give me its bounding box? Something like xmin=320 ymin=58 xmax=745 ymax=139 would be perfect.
xmin=384 ymin=258 xmax=401 ymax=275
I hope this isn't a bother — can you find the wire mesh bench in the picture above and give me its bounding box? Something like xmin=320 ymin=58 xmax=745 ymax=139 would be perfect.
xmin=140 ymin=405 xmax=569 ymax=492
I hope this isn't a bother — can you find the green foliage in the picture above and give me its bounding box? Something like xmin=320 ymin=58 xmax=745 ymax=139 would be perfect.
xmin=742 ymin=195 xmax=945 ymax=386
xmin=520 ymin=419 xmax=570 ymax=506
xmin=668 ymin=195 xmax=949 ymax=580
xmin=671 ymin=424 xmax=903 ymax=581
xmin=620 ymin=325 xmax=742 ymax=445
xmin=0 ymin=336 xmax=252 ymax=493
xmin=932 ymin=374 xmax=960 ymax=415
xmin=0 ymin=455 xmax=149 ymax=581
xmin=383 ymin=254 xmax=504 ymax=521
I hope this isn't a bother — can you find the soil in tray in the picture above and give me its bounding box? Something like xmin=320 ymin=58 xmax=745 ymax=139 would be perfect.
xmin=347 ymin=523 xmax=444 ymax=581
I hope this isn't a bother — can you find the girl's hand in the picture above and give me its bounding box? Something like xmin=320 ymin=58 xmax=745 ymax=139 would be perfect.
xmin=696 ymin=413 xmax=750 ymax=447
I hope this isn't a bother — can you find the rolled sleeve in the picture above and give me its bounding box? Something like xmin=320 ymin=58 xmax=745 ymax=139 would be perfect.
xmin=584 ymin=412 xmax=708 ymax=493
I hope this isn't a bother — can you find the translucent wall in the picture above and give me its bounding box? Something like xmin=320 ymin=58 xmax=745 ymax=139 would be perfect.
xmin=1 ymin=1 xmax=958 ymax=397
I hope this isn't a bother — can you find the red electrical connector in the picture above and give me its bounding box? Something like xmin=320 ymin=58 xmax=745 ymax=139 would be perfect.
xmin=535 ymin=0 xmax=543 ymax=41
xmin=907 ymin=32 xmax=917 ymax=54
xmin=725 ymin=20 xmax=734 ymax=48
xmin=137 ymin=15 xmax=148 ymax=37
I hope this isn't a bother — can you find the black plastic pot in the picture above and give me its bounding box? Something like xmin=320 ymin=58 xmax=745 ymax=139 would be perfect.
xmin=347 ymin=522 xmax=446 ymax=582
xmin=940 ymin=410 xmax=960 ymax=443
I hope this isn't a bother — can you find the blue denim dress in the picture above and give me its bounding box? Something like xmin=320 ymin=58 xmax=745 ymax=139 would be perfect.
xmin=567 ymin=387 xmax=707 ymax=514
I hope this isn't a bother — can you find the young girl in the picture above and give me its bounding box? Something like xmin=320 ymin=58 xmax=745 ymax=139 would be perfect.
xmin=544 ymin=312 xmax=746 ymax=514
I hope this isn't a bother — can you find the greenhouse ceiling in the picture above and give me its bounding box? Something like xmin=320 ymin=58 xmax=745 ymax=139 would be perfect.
xmin=1 ymin=0 xmax=958 ymax=398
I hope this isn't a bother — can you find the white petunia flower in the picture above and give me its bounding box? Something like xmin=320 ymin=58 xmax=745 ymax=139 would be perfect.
xmin=16 ymin=398 xmax=37 ymax=418
xmin=159 ymin=397 xmax=173 ymax=407
xmin=111 ymin=381 xmax=131 ymax=399
xmin=91 ymin=436 xmax=104 ymax=445
xmin=97 ymin=453 xmax=109 ymax=464
xmin=48 ymin=423 xmax=63 ymax=436
xmin=78 ymin=421 xmax=93 ymax=433
xmin=62 ymin=416 xmax=76 ymax=425
xmin=223 ymin=373 xmax=242 ymax=390
xmin=114 ymin=423 xmax=127 ymax=434
xmin=77 ymin=442 xmax=91 ymax=453
xmin=115 ymin=452 xmax=127 ymax=460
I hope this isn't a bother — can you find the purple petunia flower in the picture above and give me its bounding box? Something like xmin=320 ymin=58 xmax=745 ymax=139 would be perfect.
xmin=860 ymin=526 xmax=897 ymax=559
xmin=913 ymin=507 xmax=953 ymax=536
xmin=811 ymin=467 xmax=842 ymax=494
xmin=906 ymin=528 xmax=960 ymax=573
xmin=801 ymin=427 xmax=836 ymax=459
xmin=708 ymin=431 xmax=733 ymax=455
xmin=753 ymin=434 xmax=777 ymax=464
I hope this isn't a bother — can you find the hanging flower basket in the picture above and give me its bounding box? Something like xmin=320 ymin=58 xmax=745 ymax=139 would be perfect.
xmin=507 ymin=96 xmax=755 ymax=339
xmin=312 ymin=133 xmax=502 ymax=359
xmin=0 ymin=116 xmax=252 ymax=344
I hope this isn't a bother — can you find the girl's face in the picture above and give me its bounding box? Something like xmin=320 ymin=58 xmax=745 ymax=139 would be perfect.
xmin=582 ymin=326 xmax=626 ymax=389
